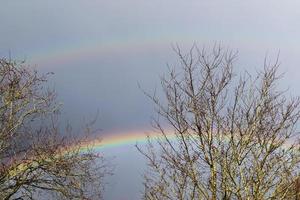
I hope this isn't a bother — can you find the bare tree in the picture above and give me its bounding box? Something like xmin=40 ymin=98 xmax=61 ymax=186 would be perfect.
xmin=0 ymin=58 xmax=109 ymax=200
xmin=138 ymin=45 xmax=300 ymax=200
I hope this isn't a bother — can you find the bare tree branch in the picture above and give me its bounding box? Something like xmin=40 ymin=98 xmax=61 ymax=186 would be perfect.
xmin=139 ymin=45 xmax=300 ymax=200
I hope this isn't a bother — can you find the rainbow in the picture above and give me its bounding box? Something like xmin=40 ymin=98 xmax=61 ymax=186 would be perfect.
xmin=5 ymin=128 xmax=297 ymax=177
xmin=80 ymin=129 xmax=175 ymax=151
xmin=28 ymin=33 xmax=207 ymax=68
xmin=5 ymin=129 xmax=173 ymax=177
xmin=28 ymin=37 xmax=161 ymax=67
xmin=76 ymin=128 xmax=297 ymax=153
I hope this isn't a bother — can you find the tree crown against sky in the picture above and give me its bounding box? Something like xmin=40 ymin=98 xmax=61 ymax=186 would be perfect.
xmin=139 ymin=45 xmax=300 ymax=200
xmin=0 ymin=58 xmax=108 ymax=200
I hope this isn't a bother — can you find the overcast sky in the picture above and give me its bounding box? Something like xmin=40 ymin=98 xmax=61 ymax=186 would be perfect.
xmin=1 ymin=1 xmax=300 ymax=199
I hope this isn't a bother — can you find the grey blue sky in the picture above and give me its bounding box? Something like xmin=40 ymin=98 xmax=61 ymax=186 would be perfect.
xmin=1 ymin=1 xmax=300 ymax=199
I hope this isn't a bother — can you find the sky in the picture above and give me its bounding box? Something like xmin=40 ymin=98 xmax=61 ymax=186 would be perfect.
xmin=1 ymin=1 xmax=300 ymax=199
